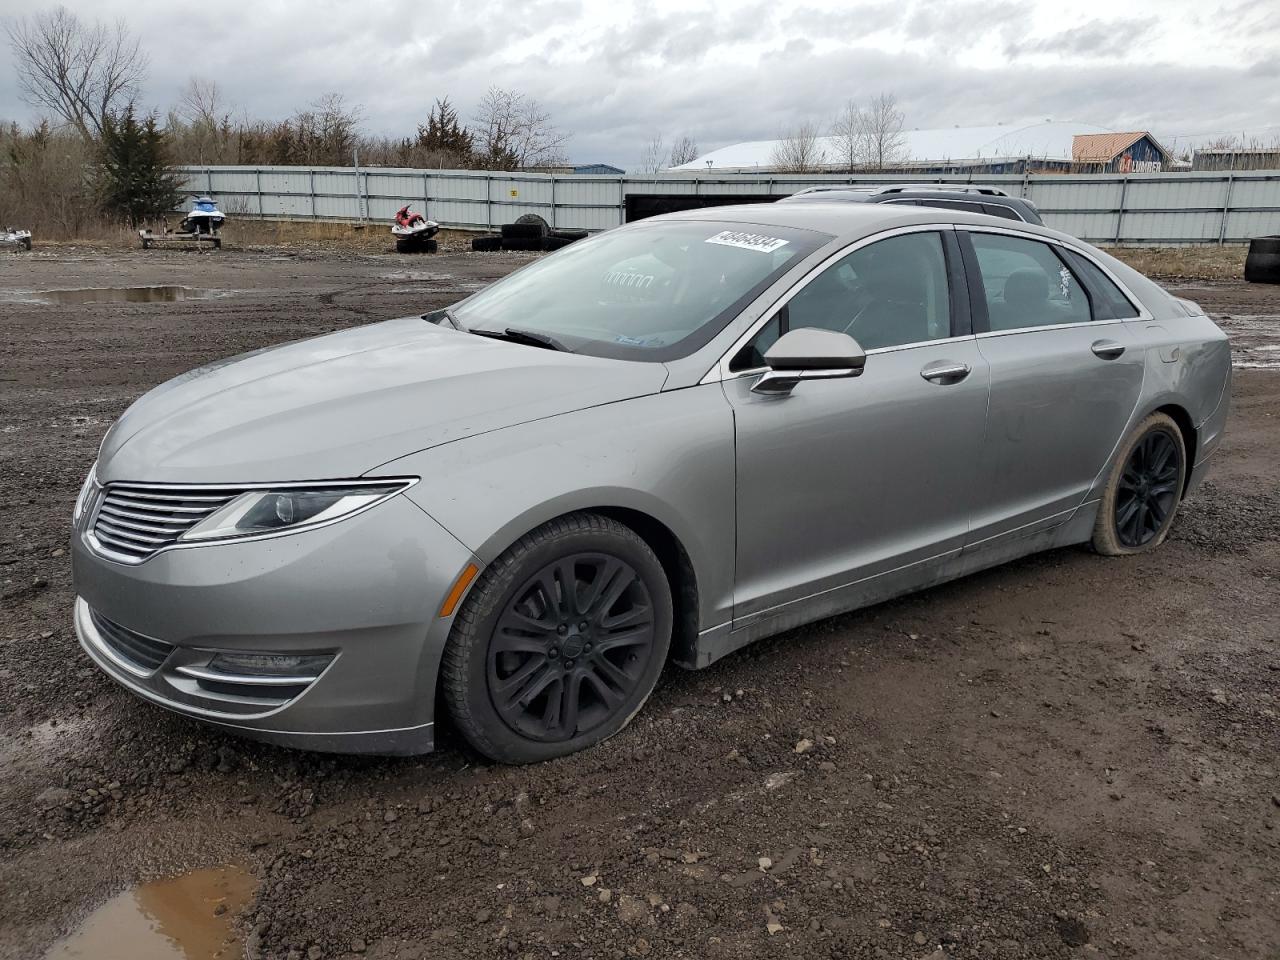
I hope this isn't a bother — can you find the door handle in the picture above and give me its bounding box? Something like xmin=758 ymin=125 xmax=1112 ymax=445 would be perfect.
xmin=1091 ymin=339 xmax=1126 ymax=360
xmin=920 ymin=360 xmax=971 ymax=384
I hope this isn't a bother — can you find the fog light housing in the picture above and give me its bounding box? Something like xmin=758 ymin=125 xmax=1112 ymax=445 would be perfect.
xmin=207 ymin=652 xmax=333 ymax=679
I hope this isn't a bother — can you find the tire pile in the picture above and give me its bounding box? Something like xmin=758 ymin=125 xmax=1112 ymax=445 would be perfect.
xmin=1244 ymin=235 xmax=1280 ymax=284
xmin=472 ymin=215 xmax=588 ymax=253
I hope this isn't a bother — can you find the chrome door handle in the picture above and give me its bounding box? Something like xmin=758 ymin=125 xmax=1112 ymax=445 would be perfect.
xmin=1091 ymin=339 xmax=1126 ymax=359
xmin=920 ymin=361 xmax=971 ymax=384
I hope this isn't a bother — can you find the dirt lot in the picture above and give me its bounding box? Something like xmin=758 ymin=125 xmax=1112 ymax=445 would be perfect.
xmin=1 ymin=244 xmax=1278 ymax=960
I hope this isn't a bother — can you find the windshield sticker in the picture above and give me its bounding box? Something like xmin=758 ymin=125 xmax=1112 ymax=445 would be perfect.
xmin=604 ymin=270 xmax=655 ymax=289
xmin=705 ymin=230 xmax=789 ymax=253
xmin=1059 ymin=265 xmax=1072 ymax=299
xmin=614 ymin=334 xmax=664 ymax=347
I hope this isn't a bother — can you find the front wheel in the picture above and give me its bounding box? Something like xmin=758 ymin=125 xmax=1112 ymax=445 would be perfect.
xmin=1092 ymin=412 xmax=1187 ymax=555
xmin=441 ymin=513 xmax=672 ymax=763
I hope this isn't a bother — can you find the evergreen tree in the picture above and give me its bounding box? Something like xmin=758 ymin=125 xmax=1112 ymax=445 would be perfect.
xmin=97 ymin=107 xmax=185 ymax=226
xmin=416 ymin=97 xmax=474 ymax=156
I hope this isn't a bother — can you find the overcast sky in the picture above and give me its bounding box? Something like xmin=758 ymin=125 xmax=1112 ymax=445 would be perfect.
xmin=1 ymin=0 xmax=1277 ymax=168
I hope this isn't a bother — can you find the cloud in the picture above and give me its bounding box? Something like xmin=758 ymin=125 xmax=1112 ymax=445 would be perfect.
xmin=0 ymin=0 xmax=1276 ymax=169
xmin=1005 ymin=17 xmax=1157 ymax=59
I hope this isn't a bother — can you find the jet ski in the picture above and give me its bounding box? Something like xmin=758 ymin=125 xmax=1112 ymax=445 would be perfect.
xmin=181 ymin=196 xmax=226 ymax=235
xmin=392 ymin=204 xmax=439 ymax=253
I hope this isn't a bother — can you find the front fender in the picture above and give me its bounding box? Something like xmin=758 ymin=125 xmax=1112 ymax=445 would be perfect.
xmin=371 ymin=384 xmax=737 ymax=633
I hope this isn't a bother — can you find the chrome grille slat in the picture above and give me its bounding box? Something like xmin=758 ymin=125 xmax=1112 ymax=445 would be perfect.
xmin=109 ymin=487 xmax=241 ymax=502
xmin=96 ymin=509 xmax=194 ymax=535
xmin=107 ymin=495 xmax=229 ymax=514
xmin=95 ymin=518 xmax=170 ymax=544
xmin=98 ymin=504 xmax=202 ymax=525
xmin=91 ymin=483 xmax=247 ymax=562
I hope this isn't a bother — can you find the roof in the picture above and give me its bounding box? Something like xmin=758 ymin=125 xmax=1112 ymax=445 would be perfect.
xmin=1072 ymin=132 xmax=1156 ymax=163
xmin=656 ymin=199 xmax=1066 ymax=245
xmin=672 ymin=121 xmax=1118 ymax=171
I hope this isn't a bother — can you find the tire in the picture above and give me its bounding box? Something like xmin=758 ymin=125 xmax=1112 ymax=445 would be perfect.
xmin=395 ymin=238 xmax=411 ymax=253
xmin=501 ymin=237 xmax=543 ymax=251
xmin=550 ymin=228 xmax=588 ymax=241
xmin=542 ymin=236 xmax=573 ymax=251
xmin=471 ymin=235 xmax=502 ymax=252
xmin=501 ymin=222 xmax=544 ymax=241
xmin=515 ymin=213 xmax=550 ymax=232
xmin=441 ymin=512 xmax=673 ymax=764
xmin=1244 ymin=236 xmax=1280 ymax=284
xmin=422 ymin=238 xmax=438 ymax=254
xmin=21 ymin=237 xmax=32 ymax=251
xmin=1091 ymin=412 xmax=1187 ymax=556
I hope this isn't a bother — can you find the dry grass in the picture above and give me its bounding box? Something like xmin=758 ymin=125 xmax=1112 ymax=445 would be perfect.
xmin=1101 ymin=245 xmax=1247 ymax=281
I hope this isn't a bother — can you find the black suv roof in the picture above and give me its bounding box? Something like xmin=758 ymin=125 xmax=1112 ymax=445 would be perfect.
xmin=778 ymin=185 xmax=1043 ymax=225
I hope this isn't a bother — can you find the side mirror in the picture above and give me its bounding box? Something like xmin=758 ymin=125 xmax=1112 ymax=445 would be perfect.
xmin=751 ymin=327 xmax=866 ymax=395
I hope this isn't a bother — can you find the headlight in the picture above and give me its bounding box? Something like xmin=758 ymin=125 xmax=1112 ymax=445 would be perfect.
xmin=180 ymin=480 xmax=415 ymax=543
xmin=72 ymin=462 xmax=99 ymax=525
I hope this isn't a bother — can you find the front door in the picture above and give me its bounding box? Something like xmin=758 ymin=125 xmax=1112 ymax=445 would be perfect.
xmin=723 ymin=228 xmax=991 ymax=627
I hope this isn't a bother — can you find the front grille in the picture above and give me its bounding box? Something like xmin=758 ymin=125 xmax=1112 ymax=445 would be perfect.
xmin=91 ymin=483 xmax=243 ymax=562
xmin=90 ymin=609 xmax=174 ymax=672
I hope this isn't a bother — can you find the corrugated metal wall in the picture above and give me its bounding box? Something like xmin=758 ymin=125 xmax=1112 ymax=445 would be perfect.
xmin=179 ymin=166 xmax=1280 ymax=245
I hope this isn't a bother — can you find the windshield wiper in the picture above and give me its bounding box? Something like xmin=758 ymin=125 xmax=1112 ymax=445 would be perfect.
xmin=468 ymin=326 xmax=571 ymax=353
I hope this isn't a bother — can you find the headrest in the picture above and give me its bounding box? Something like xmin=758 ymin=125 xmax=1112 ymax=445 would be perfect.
xmin=1003 ymin=268 xmax=1048 ymax=311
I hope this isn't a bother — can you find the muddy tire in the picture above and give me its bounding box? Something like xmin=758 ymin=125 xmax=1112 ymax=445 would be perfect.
xmin=471 ymin=235 xmax=501 ymax=252
xmin=550 ymin=228 xmax=588 ymax=241
xmin=1092 ymin=412 xmax=1187 ymax=556
xmin=441 ymin=512 xmax=672 ymax=764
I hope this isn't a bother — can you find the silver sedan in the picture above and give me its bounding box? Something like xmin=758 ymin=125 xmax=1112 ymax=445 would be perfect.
xmin=71 ymin=203 xmax=1231 ymax=763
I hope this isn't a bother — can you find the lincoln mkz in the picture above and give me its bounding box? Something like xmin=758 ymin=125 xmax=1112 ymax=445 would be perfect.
xmin=72 ymin=203 xmax=1230 ymax=762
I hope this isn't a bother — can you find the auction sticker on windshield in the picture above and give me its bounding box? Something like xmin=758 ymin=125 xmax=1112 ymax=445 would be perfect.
xmin=705 ymin=230 xmax=789 ymax=253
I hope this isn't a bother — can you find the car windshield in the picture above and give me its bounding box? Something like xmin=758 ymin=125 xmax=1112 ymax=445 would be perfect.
xmin=451 ymin=220 xmax=829 ymax=361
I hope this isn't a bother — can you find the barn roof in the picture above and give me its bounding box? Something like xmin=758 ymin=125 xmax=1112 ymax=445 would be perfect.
xmin=1071 ymin=132 xmax=1164 ymax=163
xmin=672 ymin=121 xmax=1118 ymax=171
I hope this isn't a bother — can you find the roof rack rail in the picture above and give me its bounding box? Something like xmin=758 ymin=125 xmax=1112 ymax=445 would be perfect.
xmin=875 ymin=184 xmax=1010 ymax=197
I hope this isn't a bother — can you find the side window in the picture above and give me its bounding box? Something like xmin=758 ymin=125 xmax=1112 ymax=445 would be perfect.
xmin=1061 ymin=250 xmax=1140 ymax=320
xmin=980 ymin=202 xmax=1022 ymax=221
xmin=730 ymin=231 xmax=952 ymax=370
xmin=969 ymin=233 xmax=1092 ymax=332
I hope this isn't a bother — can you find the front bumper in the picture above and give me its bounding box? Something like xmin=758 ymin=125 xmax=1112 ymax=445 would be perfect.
xmin=72 ymin=493 xmax=476 ymax=755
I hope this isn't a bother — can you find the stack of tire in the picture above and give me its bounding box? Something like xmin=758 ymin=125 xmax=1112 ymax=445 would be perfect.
xmin=471 ymin=215 xmax=588 ymax=253
xmin=1244 ymin=236 xmax=1280 ymax=284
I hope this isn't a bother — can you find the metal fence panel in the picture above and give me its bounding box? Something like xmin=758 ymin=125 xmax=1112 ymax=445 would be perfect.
xmin=176 ymin=165 xmax=1280 ymax=245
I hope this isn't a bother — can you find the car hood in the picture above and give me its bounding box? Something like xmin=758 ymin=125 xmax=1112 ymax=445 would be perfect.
xmin=98 ymin=317 xmax=670 ymax=484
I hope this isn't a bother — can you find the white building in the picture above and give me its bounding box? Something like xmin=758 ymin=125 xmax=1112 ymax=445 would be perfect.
xmin=672 ymin=120 xmax=1120 ymax=174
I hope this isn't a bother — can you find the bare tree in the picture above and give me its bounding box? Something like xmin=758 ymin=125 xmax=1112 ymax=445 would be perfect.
xmin=472 ymin=86 xmax=568 ymax=169
xmin=668 ymin=135 xmax=699 ymax=167
xmin=863 ymin=92 xmax=907 ymax=172
xmin=5 ymin=7 xmax=147 ymax=141
xmin=638 ymin=133 xmax=666 ymax=174
xmin=770 ymin=121 xmax=827 ymax=173
xmin=177 ymin=76 xmax=227 ymax=127
xmin=830 ymin=99 xmax=869 ymax=173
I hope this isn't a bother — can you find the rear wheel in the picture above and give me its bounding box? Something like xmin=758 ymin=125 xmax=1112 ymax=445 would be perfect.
xmin=441 ymin=513 xmax=672 ymax=763
xmin=1092 ymin=412 xmax=1186 ymax=555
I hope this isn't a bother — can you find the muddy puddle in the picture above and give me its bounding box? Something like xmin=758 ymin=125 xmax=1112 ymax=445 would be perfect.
xmin=44 ymin=865 xmax=256 ymax=960
xmin=1 ymin=286 xmax=227 ymax=306
xmin=1211 ymin=312 xmax=1280 ymax=369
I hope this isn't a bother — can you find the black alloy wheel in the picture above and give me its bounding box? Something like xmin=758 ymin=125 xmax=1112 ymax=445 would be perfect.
xmin=488 ymin=554 xmax=656 ymax=742
xmin=1114 ymin=429 xmax=1182 ymax=548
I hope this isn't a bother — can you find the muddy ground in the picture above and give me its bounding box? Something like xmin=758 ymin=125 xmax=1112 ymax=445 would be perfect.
xmin=0 ymin=245 xmax=1278 ymax=960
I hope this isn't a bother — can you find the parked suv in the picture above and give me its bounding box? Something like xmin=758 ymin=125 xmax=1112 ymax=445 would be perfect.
xmin=779 ymin=184 xmax=1043 ymax=225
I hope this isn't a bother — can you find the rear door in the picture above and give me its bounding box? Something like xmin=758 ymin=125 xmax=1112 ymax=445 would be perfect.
xmin=959 ymin=229 xmax=1147 ymax=547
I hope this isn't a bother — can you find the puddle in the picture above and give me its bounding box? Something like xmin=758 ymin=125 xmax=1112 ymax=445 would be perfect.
xmin=2 ymin=286 xmax=226 ymax=305
xmin=1212 ymin=313 xmax=1280 ymax=370
xmin=45 ymin=866 xmax=256 ymax=960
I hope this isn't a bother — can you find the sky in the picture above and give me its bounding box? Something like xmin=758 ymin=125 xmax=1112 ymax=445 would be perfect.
xmin=1 ymin=0 xmax=1278 ymax=169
